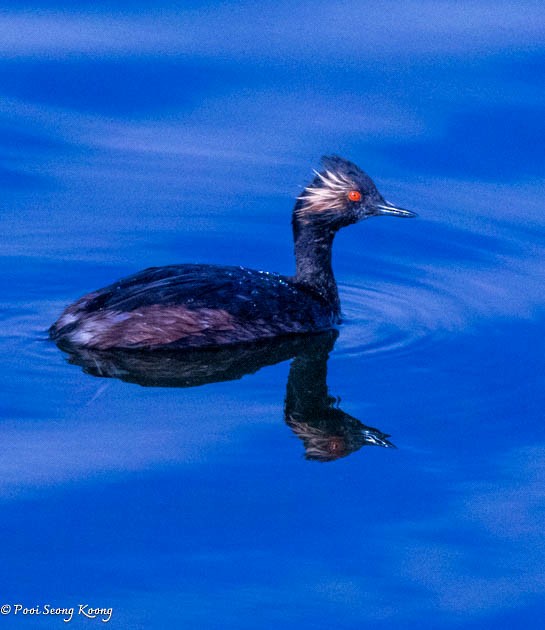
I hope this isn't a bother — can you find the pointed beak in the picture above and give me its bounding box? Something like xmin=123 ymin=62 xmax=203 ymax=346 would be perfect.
xmin=374 ymin=200 xmax=417 ymax=218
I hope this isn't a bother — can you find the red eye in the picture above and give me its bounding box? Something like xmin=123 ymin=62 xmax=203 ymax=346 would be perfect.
xmin=348 ymin=190 xmax=361 ymax=202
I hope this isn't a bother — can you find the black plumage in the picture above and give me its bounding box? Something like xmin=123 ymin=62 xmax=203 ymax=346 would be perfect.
xmin=73 ymin=264 xmax=328 ymax=321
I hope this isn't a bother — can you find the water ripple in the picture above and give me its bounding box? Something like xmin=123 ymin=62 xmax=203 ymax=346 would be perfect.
xmin=336 ymin=281 xmax=457 ymax=359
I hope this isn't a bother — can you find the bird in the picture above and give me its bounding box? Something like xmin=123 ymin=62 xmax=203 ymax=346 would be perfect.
xmin=49 ymin=155 xmax=416 ymax=350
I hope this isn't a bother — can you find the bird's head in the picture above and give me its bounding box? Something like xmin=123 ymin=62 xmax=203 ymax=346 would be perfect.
xmin=294 ymin=155 xmax=416 ymax=230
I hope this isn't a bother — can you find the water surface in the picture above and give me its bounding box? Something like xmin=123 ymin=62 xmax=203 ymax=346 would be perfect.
xmin=1 ymin=1 xmax=545 ymax=628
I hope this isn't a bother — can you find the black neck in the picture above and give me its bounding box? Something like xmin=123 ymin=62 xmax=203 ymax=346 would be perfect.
xmin=292 ymin=217 xmax=340 ymax=315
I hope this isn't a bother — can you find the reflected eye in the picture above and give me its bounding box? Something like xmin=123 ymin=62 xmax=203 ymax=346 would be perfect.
xmin=348 ymin=190 xmax=361 ymax=202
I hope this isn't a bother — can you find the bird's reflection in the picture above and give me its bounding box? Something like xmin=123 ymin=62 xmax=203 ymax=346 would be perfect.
xmin=56 ymin=331 xmax=394 ymax=461
xmin=284 ymin=333 xmax=394 ymax=461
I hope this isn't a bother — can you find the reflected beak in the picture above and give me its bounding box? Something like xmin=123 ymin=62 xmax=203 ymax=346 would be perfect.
xmin=374 ymin=201 xmax=417 ymax=218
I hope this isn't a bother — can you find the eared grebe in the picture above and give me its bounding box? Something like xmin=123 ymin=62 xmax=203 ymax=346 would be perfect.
xmin=50 ymin=156 xmax=415 ymax=350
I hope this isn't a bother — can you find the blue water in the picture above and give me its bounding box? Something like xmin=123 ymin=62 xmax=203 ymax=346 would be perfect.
xmin=2 ymin=1 xmax=545 ymax=628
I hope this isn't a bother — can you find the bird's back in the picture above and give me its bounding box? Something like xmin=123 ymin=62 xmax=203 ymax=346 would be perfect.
xmin=50 ymin=264 xmax=337 ymax=349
